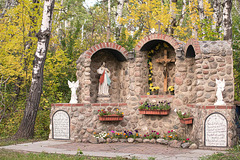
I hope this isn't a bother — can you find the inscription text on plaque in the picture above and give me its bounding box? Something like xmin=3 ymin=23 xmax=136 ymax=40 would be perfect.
xmin=205 ymin=113 xmax=227 ymax=147
xmin=52 ymin=110 xmax=70 ymax=139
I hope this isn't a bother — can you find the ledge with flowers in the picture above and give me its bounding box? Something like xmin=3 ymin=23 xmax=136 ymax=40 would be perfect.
xmin=92 ymin=129 xmax=197 ymax=149
xmin=98 ymin=109 xmax=124 ymax=121
xmin=138 ymin=101 xmax=171 ymax=115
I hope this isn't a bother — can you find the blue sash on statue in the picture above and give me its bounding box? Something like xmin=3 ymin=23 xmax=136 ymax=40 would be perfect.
xmin=105 ymin=72 xmax=111 ymax=86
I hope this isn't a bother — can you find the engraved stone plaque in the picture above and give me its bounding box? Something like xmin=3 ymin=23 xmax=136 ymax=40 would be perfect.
xmin=52 ymin=110 xmax=70 ymax=139
xmin=205 ymin=113 xmax=227 ymax=147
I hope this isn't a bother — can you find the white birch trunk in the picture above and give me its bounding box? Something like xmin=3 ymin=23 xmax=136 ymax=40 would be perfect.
xmin=198 ymin=0 xmax=205 ymax=20
xmin=222 ymin=0 xmax=232 ymax=41
xmin=14 ymin=0 xmax=55 ymax=139
xmin=212 ymin=0 xmax=223 ymax=31
xmin=198 ymin=0 xmax=205 ymax=39
xmin=106 ymin=0 xmax=111 ymax=41
xmin=115 ymin=0 xmax=124 ymax=38
xmin=179 ymin=0 xmax=186 ymax=26
xmin=168 ymin=0 xmax=177 ymax=35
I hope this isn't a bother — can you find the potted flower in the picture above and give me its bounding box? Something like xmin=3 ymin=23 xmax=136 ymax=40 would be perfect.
xmin=138 ymin=101 xmax=171 ymax=115
xmin=168 ymin=86 xmax=174 ymax=95
xmin=98 ymin=109 xmax=124 ymax=121
xmin=174 ymin=109 xmax=193 ymax=124
xmin=149 ymin=86 xmax=160 ymax=95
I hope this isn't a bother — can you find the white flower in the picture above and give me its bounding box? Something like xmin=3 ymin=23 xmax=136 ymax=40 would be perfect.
xmin=174 ymin=109 xmax=177 ymax=112
xmin=182 ymin=112 xmax=185 ymax=115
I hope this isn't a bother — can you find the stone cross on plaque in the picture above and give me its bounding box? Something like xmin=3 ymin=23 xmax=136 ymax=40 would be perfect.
xmin=156 ymin=49 xmax=175 ymax=93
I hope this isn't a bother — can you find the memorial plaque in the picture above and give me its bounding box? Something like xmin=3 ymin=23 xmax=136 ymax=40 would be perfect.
xmin=205 ymin=113 xmax=227 ymax=147
xmin=52 ymin=110 xmax=70 ymax=139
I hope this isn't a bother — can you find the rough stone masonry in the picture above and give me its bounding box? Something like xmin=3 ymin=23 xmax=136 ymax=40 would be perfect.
xmin=49 ymin=34 xmax=236 ymax=148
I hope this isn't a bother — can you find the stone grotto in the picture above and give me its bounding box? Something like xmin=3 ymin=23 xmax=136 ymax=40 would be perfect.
xmin=49 ymin=34 xmax=237 ymax=148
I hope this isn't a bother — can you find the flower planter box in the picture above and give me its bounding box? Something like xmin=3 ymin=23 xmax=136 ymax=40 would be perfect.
xmin=139 ymin=109 xmax=170 ymax=115
xmin=98 ymin=115 xmax=124 ymax=121
xmin=180 ymin=117 xmax=193 ymax=124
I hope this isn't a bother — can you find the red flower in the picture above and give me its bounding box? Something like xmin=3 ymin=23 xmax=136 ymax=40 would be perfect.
xmin=171 ymin=130 xmax=173 ymax=132
xmin=186 ymin=138 xmax=190 ymax=141
xmin=168 ymin=131 xmax=170 ymax=133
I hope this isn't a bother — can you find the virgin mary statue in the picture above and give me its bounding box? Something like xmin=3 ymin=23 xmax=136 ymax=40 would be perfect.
xmin=97 ymin=62 xmax=111 ymax=96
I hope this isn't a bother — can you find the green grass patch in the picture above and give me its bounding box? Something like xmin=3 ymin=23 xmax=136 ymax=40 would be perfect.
xmin=200 ymin=145 xmax=240 ymax=160
xmin=0 ymin=149 xmax=129 ymax=160
xmin=0 ymin=138 xmax=45 ymax=147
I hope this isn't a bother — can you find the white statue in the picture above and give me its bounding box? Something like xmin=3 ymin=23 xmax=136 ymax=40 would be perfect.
xmin=97 ymin=62 xmax=111 ymax=96
xmin=214 ymin=79 xmax=226 ymax=105
xmin=68 ymin=80 xmax=79 ymax=103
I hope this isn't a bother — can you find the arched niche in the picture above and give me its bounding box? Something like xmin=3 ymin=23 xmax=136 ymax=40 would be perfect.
xmin=186 ymin=45 xmax=196 ymax=58
xmin=90 ymin=49 xmax=127 ymax=103
xmin=140 ymin=40 xmax=176 ymax=95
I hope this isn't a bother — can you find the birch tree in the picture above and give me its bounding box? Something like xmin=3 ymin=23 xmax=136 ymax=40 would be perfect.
xmin=106 ymin=0 xmax=110 ymax=41
xmin=212 ymin=0 xmax=222 ymax=31
xmin=222 ymin=0 xmax=232 ymax=40
xmin=115 ymin=0 xmax=124 ymax=39
xmin=14 ymin=0 xmax=55 ymax=138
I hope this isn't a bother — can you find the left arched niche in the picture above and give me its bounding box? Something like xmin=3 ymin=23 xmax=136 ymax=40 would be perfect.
xmin=90 ymin=49 xmax=128 ymax=103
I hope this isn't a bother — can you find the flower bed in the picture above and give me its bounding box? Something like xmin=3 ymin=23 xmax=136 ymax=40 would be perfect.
xmin=92 ymin=130 xmax=195 ymax=149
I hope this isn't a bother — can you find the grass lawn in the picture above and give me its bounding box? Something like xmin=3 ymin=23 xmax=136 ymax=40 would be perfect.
xmin=0 ymin=149 xmax=129 ymax=160
xmin=0 ymin=138 xmax=45 ymax=147
xmin=200 ymin=145 xmax=240 ymax=160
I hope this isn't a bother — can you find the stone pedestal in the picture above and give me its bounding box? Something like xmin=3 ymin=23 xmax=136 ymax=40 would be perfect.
xmin=97 ymin=95 xmax=111 ymax=103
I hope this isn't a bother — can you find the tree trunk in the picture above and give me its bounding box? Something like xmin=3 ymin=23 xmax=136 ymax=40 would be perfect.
xmin=179 ymin=0 xmax=186 ymax=26
xmin=106 ymin=0 xmax=111 ymax=42
xmin=14 ymin=0 xmax=55 ymax=139
xmin=168 ymin=0 xmax=177 ymax=35
xmin=223 ymin=0 xmax=232 ymax=41
xmin=115 ymin=0 xmax=124 ymax=40
xmin=198 ymin=0 xmax=205 ymax=39
xmin=212 ymin=0 xmax=222 ymax=30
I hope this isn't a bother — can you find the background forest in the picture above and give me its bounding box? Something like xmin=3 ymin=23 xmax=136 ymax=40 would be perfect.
xmin=0 ymin=0 xmax=240 ymax=139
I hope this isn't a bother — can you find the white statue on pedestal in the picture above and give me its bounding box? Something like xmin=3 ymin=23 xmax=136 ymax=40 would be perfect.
xmin=68 ymin=80 xmax=79 ymax=103
xmin=214 ymin=79 xmax=226 ymax=105
xmin=97 ymin=62 xmax=111 ymax=96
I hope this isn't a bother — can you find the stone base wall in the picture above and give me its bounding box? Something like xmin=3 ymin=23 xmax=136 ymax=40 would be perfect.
xmin=187 ymin=104 xmax=237 ymax=148
xmin=49 ymin=100 xmax=189 ymax=142
xmin=49 ymin=102 xmax=237 ymax=148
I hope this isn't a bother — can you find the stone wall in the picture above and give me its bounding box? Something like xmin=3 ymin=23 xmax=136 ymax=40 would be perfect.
xmin=49 ymin=102 xmax=189 ymax=142
xmin=187 ymin=104 xmax=237 ymax=148
xmin=194 ymin=41 xmax=234 ymax=105
xmin=54 ymin=34 xmax=236 ymax=148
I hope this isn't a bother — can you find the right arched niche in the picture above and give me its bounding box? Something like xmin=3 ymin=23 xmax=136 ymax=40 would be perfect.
xmin=185 ymin=44 xmax=197 ymax=104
